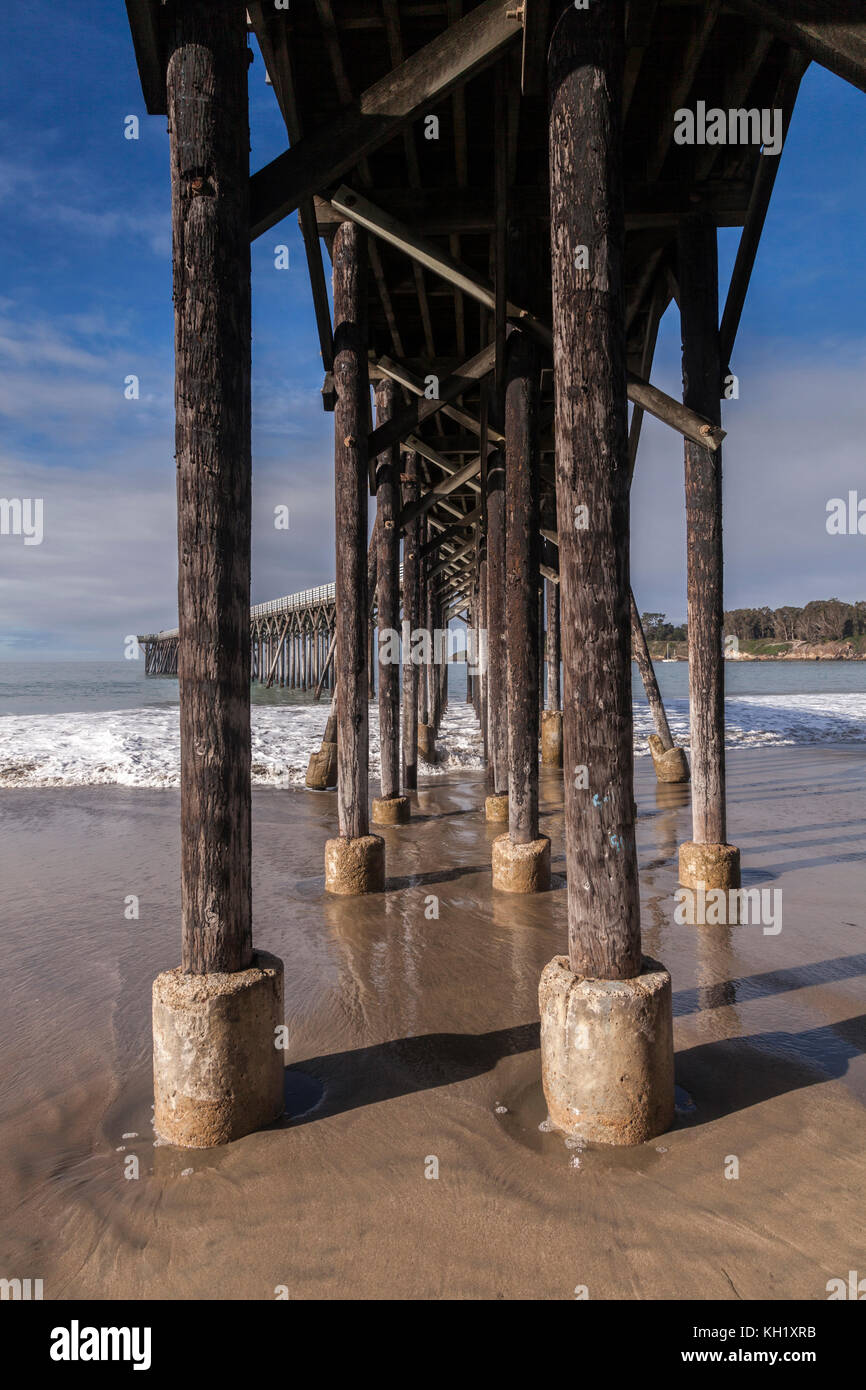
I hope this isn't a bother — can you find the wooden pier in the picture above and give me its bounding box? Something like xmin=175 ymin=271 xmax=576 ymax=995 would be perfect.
xmin=127 ymin=0 xmax=866 ymax=1148
xmin=139 ymin=583 xmax=337 ymax=690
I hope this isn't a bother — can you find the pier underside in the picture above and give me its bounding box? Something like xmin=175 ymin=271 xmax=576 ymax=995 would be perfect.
xmin=124 ymin=0 xmax=866 ymax=1159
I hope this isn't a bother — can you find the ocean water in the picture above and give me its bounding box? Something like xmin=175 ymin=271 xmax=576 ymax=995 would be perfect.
xmin=0 ymin=658 xmax=864 ymax=789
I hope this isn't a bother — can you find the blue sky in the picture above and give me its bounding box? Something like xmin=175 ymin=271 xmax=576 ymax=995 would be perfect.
xmin=0 ymin=3 xmax=864 ymax=657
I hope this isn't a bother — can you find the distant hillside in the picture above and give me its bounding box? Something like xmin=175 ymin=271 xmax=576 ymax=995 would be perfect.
xmin=647 ymin=637 xmax=866 ymax=662
xmin=642 ymin=600 xmax=866 ymax=662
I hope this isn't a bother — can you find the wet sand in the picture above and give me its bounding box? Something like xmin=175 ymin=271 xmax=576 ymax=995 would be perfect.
xmin=1 ymin=745 xmax=865 ymax=1300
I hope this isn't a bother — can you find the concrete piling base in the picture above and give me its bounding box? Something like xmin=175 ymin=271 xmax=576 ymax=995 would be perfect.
xmin=492 ymin=833 xmax=551 ymax=893
xmin=678 ymin=840 xmax=741 ymax=891
xmin=372 ymin=795 xmax=411 ymax=826
xmin=305 ymin=741 xmax=337 ymax=789
xmin=152 ymin=951 xmax=285 ymax=1149
xmin=485 ymin=793 xmax=509 ymax=823
xmin=539 ymin=954 xmax=675 ymax=1146
xmin=417 ymin=722 xmax=437 ymax=764
xmin=325 ymin=834 xmax=386 ymax=894
xmin=648 ymin=734 xmax=690 ymax=784
xmin=540 ymin=710 xmax=563 ymax=767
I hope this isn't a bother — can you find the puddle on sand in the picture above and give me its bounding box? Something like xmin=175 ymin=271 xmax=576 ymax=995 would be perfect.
xmin=493 ymin=1076 xmax=698 ymax=1170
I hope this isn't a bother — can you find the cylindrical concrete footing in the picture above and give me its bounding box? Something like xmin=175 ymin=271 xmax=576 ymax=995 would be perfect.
xmin=305 ymin=741 xmax=337 ymax=789
xmin=325 ymin=834 xmax=386 ymax=894
xmin=372 ymin=795 xmax=410 ymax=826
xmin=492 ymin=833 xmax=551 ymax=893
xmin=648 ymin=734 xmax=690 ymax=784
xmin=485 ymin=793 xmax=509 ymax=823
xmin=540 ymin=710 xmax=563 ymax=767
xmin=417 ymin=722 xmax=437 ymax=764
xmin=678 ymin=840 xmax=740 ymax=891
xmin=152 ymin=951 xmax=285 ymax=1149
xmin=539 ymin=954 xmax=674 ymax=1146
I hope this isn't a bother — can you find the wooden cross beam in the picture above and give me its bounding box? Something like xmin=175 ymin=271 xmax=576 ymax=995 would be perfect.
xmin=314 ymin=182 xmax=752 ymax=235
xmin=375 ymin=355 xmax=504 ymax=443
xmin=369 ymin=343 xmax=498 ymax=458
xmin=429 ymin=534 xmax=478 ymax=581
xmin=248 ymin=3 xmax=334 ymax=377
xmin=421 ymin=505 xmax=484 ymax=558
xmin=521 ymin=0 xmax=551 ymax=96
xmin=348 ymin=190 xmax=725 ymax=453
xmin=330 ymin=185 xmax=552 ymax=347
xmin=727 ymin=0 xmax=866 ymax=94
xmin=720 ymin=49 xmax=809 ymax=371
xmin=645 ymin=1 xmax=721 ymax=183
xmin=125 ymin=0 xmax=164 ymax=113
xmin=249 ymin=0 xmax=523 ymax=238
xmin=400 ymin=455 xmax=483 ymax=529
xmin=404 ymin=434 xmax=482 ymax=495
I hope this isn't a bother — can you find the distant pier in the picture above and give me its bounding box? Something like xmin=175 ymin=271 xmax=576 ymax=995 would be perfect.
xmin=139 ymin=582 xmax=336 ymax=689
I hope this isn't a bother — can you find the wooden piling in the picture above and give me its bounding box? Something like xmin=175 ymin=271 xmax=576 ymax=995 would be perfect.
xmin=333 ymin=219 xmax=369 ymax=840
xmin=401 ymin=450 xmax=420 ymax=790
xmin=504 ymin=322 xmax=541 ymax=845
xmin=375 ymin=378 xmax=400 ymax=800
xmin=486 ymin=448 xmax=508 ymax=795
xmin=545 ymin=577 xmax=560 ymax=710
xmin=679 ymin=215 xmax=727 ymax=846
xmin=478 ymin=548 xmax=489 ymax=762
xmin=168 ymin=0 xmax=253 ymax=975
xmin=419 ymin=519 xmax=430 ymax=726
xmin=549 ymin=0 xmax=642 ymax=980
xmin=630 ymin=590 xmax=675 ymax=750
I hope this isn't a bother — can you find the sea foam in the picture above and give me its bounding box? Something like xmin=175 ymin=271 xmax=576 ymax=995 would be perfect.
xmin=0 ymin=692 xmax=863 ymax=789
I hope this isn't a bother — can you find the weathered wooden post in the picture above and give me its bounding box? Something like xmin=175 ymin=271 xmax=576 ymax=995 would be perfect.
xmin=538 ymin=586 xmax=545 ymax=713
xmin=151 ymin=0 xmax=283 ymax=1149
xmin=492 ymin=314 xmax=550 ymax=893
xmin=477 ymin=544 xmax=489 ymax=764
xmin=372 ymin=379 xmax=410 ymax=825
xmin=631 ymin=591 xmax=690 ymax=783
xmin=465 ymin=589 xmax=475 ymax=706
xmin=677 ymin=216 xmax=740 ymax=895
xmin=485 ymin=447 xmax=509 ymax=821
xmin=417 ymin=520 xmax=437 ymax=764
xmin=324 ymin=220 xmax=384 ymax=893
xmin=539 ymin=0 xmax=674 ymax=1145
xmin=541 ymin=578 xmax=563 ymax=767
xmin=401 ymin=451 xmax=420 ymax=791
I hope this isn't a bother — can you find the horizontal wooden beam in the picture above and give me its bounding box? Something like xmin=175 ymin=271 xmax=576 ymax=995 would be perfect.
xmin=727 ymin=0 xmax=866 ymax=94
xmin=249 ymin=0 xmax=522 ymax=238
xmin=315 ymin=180 xmax=751 ymax=235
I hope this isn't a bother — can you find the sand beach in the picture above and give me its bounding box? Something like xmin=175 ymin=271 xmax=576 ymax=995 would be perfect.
xmin=2 ymin=742 xmax=864 ymax=1301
